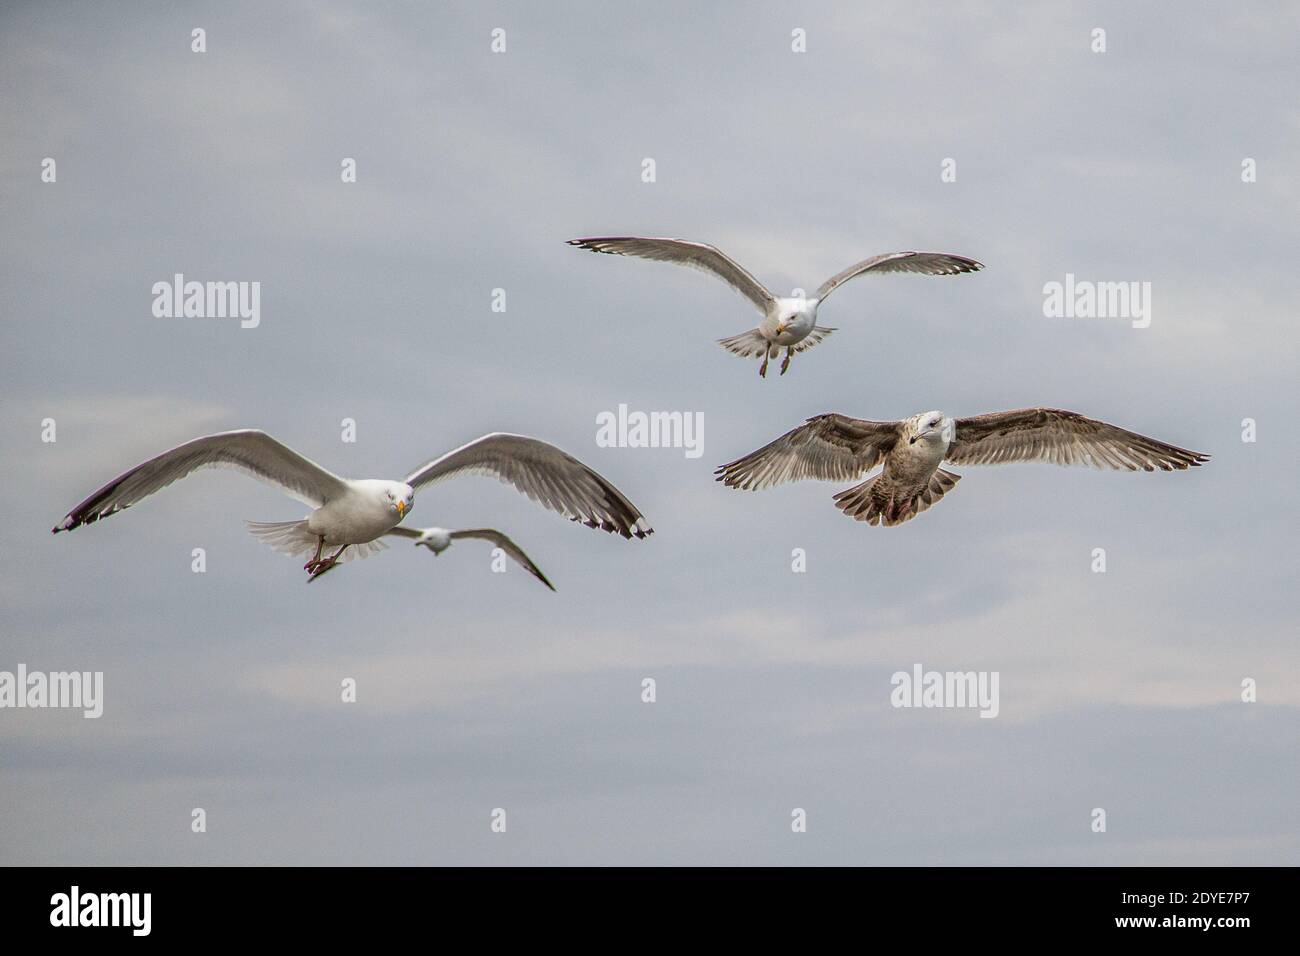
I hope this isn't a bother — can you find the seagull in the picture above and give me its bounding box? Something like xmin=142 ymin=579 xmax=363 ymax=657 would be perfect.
xmin=53 ymin=429 xmax=651 ymax=581
xmin=384 ymin=526 xmax=556 ymax=591
xmin=568 ymin=237 xmax=983 ymax=377
xmin=716 ymin=408 xmax=1209 ymax=526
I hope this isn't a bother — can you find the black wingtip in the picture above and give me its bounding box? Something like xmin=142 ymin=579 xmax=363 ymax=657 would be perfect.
xmin=568 ymin=237 xmax=616 ymax=254
xmin=713 ymin=466 xmax=743 ymax=487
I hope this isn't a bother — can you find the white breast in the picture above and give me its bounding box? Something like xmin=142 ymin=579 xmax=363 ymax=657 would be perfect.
xmin=307 ymin=481 xmax=400 ymax=545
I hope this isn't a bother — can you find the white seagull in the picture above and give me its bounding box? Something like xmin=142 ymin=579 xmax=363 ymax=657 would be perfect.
xmin=717 ymin=408 xmax=1209 ymax=526
xmin=568 ymin=236 xmax=983 ymax=377
xmin=53 ymin=430 xmax=651 ymax=582
xmin=384 ymin=526 xmax=555 ymax=591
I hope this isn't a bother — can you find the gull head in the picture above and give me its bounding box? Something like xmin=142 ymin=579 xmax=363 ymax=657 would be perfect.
xmin=773 ymin=297 xmax=813 ymax=335
xmin=908 ymin=411 xmax=954 ymax=445
xmin=414 ymin=527 xmax=452 ymax=554
xmin=382 ymin=482 xmax=415 ymax=519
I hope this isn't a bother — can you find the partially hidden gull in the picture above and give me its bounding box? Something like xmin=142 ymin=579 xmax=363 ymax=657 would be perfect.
xmin=383 ymin=526 xmax=555 ymax=591
xmin=568 ymin=236 xmax=983 ymax=377
xmin=53 ymin=430 xmax=651 ymax=582
xmin=716 ymin=408 xmax=1209 ymax=526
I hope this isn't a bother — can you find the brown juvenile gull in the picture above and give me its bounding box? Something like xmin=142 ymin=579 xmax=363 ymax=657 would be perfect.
xmin=568 ymin=237 xmax=983 ymax=377
xmin=716 ymin=408 xmax=1209 ymax=526
xmin=53 ymin=430 xmax=651 ymax=581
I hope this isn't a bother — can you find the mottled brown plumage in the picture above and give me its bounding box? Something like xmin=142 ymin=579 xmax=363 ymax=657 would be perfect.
xmin=717 ymin=408 xmax=1209 ymax=527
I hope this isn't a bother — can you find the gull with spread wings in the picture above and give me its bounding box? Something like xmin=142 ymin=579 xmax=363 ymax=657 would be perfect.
xmin=568 ymin=237 xmax=983 ymax=377
xmin=716 ymin=409 xmax=1208 ymax=526
xmin=53 ymin=430 xmax=651 ymax=582
xmin=383 ymin=526 xmax=555 ymax=591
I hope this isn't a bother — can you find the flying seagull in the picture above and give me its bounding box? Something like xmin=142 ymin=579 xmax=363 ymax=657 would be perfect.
xmin=53 ymin=430 xmax=651 ymax=581
xmin=384 ymin=526 xmax=556 ymax=591
xmin=567 ymin=237 xmax=983 ymax=377
xmin=716 ymin=408 xmax=1208 ymax=526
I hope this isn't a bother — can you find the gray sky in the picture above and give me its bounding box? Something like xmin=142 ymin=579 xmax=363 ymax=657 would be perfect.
xmin=1 ymin=0 xmax=1296 ymax=864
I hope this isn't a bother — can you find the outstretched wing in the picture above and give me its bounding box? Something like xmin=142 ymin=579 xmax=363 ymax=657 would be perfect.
xmin=384 ymin=526 xmax=423 ymax=540
xmin=54 ymin=430 xmax=349 ymax=532
xmin=947 ymin=409 xmax=1210 ymax=471
xmin=404 ymin=433 xmax=652 ymax=539
xmin=387 ymin=526 xmax=556 ymax=591
xmin=715 ymin=414 xmax=904 ymax=491
xmin=450 ymin=529 xmax=556 ymax=591
xmin=815 ymin=251 xmax=984 ymax=302
xmin=568 ymin=236 xmax=775 ymax=313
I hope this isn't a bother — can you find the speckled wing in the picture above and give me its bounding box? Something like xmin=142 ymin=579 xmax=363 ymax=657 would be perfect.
xmin=715 ymin=414 xmax=904 ymax=491
xmin=946 ymin=408 xmax=1210 ymax=471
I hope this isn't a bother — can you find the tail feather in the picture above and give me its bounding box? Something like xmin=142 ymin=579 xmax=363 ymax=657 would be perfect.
xmin=832 ymin=469 xmax=961 ymax=527
xmin=244 ymin=520 xmax=387 ymax=562
xmin=716 ymin=328 xmax=770 ymax=359
xmin=717 ymin=326 xmax=837 ymax=361
xmin=791 ymin=325 xmax=835 ymax=354
xmin=245 ymin=519 xmax=317 ymax=556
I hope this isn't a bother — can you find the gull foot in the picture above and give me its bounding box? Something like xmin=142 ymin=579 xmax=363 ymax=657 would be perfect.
xmin=307 ymin=544 xmax=349 ymax=582
xmin=306 ymin=558 xmax=340 ymax=582
xmin=304 ymin=536 xmax=325 ymax=571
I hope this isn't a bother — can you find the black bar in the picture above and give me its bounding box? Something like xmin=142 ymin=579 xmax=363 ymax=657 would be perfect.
xmin=6 ymin=866 xmax=1287 ymax=941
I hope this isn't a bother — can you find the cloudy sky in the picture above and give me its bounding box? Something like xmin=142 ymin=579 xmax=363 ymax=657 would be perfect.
xmin=2 ymin=1 xmax=1296 ymax=865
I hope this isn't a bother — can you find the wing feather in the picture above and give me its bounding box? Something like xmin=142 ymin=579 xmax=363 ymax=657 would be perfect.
xmin=816 ymin=251 xmax=984 ymax=302
xmin=53 ymin=430 xmax=349 ymax=533
xmin=715 ymin=414 xmax=903 ymax=491
xmin=568 ymin=236 xmax=775 ymax=313
xmin=947 ymin=409 xmax=1210 ymax=471
xmin=449 ymin=528 xmax=556 ymax=591
xmin=404 ymin=433 xmax=652 ymax=539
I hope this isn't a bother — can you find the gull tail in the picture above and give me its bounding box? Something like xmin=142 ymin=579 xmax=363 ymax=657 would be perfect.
xmin=832 ymin=469 xmax=961 ymax=527
xmin=244 ymin=520 xmax=388 ymax=561
xmin=716 ymin=328 xmax=770 ymax=359
xmin=717 ymin=326 xmax=835 ymax=360
xmin=791 ymin=326 xmax=835 ymax=354
xmin=245 ymin=519 xmax=318 ymax=556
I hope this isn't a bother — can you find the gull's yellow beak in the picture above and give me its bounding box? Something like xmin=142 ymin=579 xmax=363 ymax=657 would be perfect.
xmin=776 ymin=324 xmax=787 ymax=334
xmin=395 ymin=501 xmax=407 ymax=517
